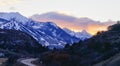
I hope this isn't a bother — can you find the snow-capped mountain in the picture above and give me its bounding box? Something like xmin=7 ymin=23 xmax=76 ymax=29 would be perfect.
xmin=63 ymin=28 xmax=92 ymax=40
xmin=0 ymin=12 xmax=28 ymax=24
xmin=0 ymin=12 xmax=82 ymax=49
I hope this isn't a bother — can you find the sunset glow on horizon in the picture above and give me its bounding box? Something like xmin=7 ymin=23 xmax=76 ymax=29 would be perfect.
xmin=0 ymin=0 xmax=119 ymax=35
xmin=31 ymin=17 xmax=111 ymax=35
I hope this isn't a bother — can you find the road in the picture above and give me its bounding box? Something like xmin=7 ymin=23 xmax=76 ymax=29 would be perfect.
xmin=20 ymin=58 xmax=38 ymax=66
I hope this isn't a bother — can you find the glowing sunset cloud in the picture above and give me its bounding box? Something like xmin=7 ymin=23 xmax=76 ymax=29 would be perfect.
xmin=86 ymin=25 xmax=108 ymax=35
xmin=31 ymin=12 xmax=116 ymax=35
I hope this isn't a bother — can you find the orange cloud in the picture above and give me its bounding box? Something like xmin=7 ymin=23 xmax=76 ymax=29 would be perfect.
xmin=31 ymin=12 xmax=116 ymax=35
xmin=33 ymin=18 xmax=109 ymax=35
xmin=86 ymin=25 xmax=108 ymax=35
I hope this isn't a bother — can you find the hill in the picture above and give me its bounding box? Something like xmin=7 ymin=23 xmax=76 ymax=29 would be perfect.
xmin=39 ymin=21 xmax=120 ymax=66
xmin=0 ymin=29 xmax=47 ymax=57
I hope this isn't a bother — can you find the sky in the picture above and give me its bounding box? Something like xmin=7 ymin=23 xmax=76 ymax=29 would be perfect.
xmin=0 ymin=0 xmax=120 ymax=22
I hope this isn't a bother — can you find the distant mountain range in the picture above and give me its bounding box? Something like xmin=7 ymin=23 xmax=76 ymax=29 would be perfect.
xmin=63 ymin=28 xmax=92 ymax=40
xmin=0 ymin=12 xmax=92 ymax=49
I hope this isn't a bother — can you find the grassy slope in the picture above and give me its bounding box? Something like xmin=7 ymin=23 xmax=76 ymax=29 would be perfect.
xmin=94 ymin=52 xmax=120 ymax=66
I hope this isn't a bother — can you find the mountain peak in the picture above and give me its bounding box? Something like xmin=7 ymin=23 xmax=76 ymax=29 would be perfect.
xmin=0 ymin=12 xmax=28 ymax=23
xmin=45 ymin=22 xmax=58 ymax=29
xmin=63 ymin=28 xmax=92 ymax=40
xmin=0 ymin=12 xmax=22 ymax=18
xmin=81 ymin=30 xmax=88 ymax=34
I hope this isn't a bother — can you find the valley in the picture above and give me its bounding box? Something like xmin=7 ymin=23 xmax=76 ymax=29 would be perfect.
xmin=0 ymin=12 xmax=119 ymax=66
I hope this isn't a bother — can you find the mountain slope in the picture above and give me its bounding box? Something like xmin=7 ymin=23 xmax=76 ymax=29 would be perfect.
xmin=94 ymin=53 xmax=120 ymax=66
xmin=0 ymin=29 xmax=47 ymax=56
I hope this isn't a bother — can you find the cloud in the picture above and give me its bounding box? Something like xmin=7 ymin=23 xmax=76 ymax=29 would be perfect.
xmin=0 ymin=0 xmax=21 ymax=6
xmin=30 ymin=12 xmax=116 ymax=35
